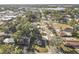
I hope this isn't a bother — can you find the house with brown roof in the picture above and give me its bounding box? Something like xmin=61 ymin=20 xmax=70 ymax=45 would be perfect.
xmin=63 ymin=40 xmax=79 ymax=48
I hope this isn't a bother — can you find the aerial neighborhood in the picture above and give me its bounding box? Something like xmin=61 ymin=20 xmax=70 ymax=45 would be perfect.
xmin=0 ymin=5 xmax=79 ymax=54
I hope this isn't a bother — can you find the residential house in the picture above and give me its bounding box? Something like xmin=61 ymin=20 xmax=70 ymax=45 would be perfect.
xmin=52 ymin=23 xmax=73 ymax=36
xmin=60 ymin=28 xmax=73 ymax=37
xmin=3 ymin=38 xmax=15 ymax=44
xmin=0 ymin=9 xmax=20 ymax=21
xmin=1 ymin=14 xmax=17 ymax=21
xmin=46 ymin=14 xmax=52 ymax=20
xmin=17 ymin=36 xmax=30 ymax=46
xmin=59 ymin=15 xmax=72 ymax=24
xmin=0 ymin=32 xmax=7 ymax=37
xmin=0 ymin=32 xmax=6 ymax=43
xmin=64 ymin=40 xmax=79 ymax=48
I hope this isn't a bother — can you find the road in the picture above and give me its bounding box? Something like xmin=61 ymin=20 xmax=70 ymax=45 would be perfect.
xmin=35 ymin=20 xmax=59 ymax=53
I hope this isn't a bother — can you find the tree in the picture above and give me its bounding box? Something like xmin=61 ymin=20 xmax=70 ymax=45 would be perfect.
xmin=68 ymin=19 xmax=77 ymax=26
xmin=11 ymin=15 xmax=42 ymax=51
xmin=50 ymin=36 xmax=64 ymax=47
xmin=72 ymin=31 xmax=79 ymax=38
xmin=49 ymin=36 xmax=64 ymax=53
xmin=0 ymin=44 xmax=22 ymax=54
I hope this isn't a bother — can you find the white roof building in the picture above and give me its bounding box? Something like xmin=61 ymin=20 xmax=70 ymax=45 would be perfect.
xmin=1 ymin=15 xmax=17 ymax=21
xmin=3 ymin=38 xmax=15 ymax=44
xmin=42 ymin=36 xmax=48 ymax=40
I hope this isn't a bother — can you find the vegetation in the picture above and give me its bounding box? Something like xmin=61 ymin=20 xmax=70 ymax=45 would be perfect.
xmin=50 ymin=36 xmax=64 ymax=46
xmin=72 ymin=31 xmax=79 ymax=38
xmin=0 ymin=44 xmax=22 ymax=54
xmin=60 ymin=44 xmax=78 ymax=54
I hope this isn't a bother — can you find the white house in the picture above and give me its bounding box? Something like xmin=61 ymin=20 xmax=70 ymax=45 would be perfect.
xmin=3 ymin=38 xmax=15 ymax=44
xmin=1 ymin=15 xmax=17 ymax=21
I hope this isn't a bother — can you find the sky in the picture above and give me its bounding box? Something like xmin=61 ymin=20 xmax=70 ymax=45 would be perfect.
xmin=0 ymin=0 xmax=79 ymax=4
